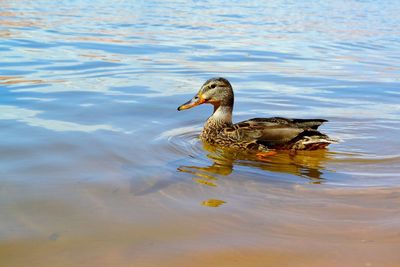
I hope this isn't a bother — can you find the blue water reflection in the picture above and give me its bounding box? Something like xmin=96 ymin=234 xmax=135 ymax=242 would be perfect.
xmin=1 ymin=1 xmax=400 ymax=265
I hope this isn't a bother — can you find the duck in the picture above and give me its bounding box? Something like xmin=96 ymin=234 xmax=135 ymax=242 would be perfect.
xmin=177 ymin=77 xmax=336 ymax=157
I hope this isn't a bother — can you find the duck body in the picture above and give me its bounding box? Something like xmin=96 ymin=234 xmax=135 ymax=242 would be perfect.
xmin=201 ymin=116 xmax=333 ymax=151
xmin=178 ymin=77 xmax=335 ymax=152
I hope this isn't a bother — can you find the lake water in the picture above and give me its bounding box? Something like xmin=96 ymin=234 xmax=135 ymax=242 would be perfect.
xmin=1 ymin=1 xmax=400 ymax=266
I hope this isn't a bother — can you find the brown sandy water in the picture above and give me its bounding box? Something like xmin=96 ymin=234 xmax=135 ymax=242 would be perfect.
xmin=0 ymin=1 xmax=400 ymax=266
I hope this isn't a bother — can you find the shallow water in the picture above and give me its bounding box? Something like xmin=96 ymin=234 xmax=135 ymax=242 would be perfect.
xmin=1 ymin=1 xmax=400 ymax=266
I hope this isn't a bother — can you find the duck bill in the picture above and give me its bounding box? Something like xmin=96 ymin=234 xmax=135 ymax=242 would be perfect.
xmin=177 ymin=96 xmax=205 ymax=111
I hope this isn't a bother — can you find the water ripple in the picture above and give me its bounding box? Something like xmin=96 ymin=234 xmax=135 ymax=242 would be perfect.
xmin=157 ymin=125 xmax=204 ymax=158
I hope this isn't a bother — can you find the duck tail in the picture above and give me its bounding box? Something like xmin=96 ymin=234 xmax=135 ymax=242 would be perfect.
xmin=291 ymin=130 xmax=338 ymax=150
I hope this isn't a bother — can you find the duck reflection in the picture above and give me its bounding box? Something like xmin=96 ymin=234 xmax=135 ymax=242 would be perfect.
xmin=178 ymin=143 xmax=330 ymax=186
xmin=129 ymin=145 xmax=330 ymax=205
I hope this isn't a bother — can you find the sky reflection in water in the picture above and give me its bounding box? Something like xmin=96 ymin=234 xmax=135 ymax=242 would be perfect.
xmin=1 ymin=1 xmax=400 ymax=266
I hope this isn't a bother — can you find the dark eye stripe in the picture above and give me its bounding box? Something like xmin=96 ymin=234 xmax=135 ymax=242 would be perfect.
xmin=210 ymin=84 xmax=216 ymax=89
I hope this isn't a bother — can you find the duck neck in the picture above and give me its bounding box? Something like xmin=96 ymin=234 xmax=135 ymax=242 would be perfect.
xmin=201 ymin=105 xmax=233 ymax=143
xmin=210 ymin=105 xmax=233 ymax=126
xmin=202 ymin=104 xmax=233 ymax=139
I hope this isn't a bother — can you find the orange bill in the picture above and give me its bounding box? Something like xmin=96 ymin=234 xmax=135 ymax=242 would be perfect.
xmin=177 ymin=95 xmax=205 ymax=111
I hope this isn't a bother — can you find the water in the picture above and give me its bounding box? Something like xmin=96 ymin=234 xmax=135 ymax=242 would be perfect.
xmin=1 ymin=1 xmax=400 ymax=266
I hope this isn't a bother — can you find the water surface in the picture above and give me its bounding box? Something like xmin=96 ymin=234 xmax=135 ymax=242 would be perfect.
xmin=1 ymin=1 xmax=400 ymax=266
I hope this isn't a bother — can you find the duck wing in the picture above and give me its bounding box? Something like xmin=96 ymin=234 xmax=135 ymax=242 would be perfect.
xmin=245 ymin=117 xmax=327 ymax=130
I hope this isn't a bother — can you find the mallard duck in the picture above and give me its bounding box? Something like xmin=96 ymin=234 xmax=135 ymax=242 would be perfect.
xmin=177 ymin=77 xmax=335 ymax=156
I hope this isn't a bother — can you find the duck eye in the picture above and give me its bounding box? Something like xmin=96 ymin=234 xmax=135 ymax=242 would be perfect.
xmin=210 ymin=84 xmax=216 ymax=89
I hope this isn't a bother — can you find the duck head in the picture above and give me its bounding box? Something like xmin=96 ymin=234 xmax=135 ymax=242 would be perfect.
xmin=177 ymin=77 xmax=234 ymax=111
